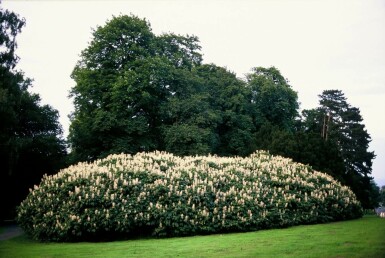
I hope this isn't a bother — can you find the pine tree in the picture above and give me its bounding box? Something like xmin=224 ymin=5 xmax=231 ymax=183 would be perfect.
xmin=303 ymin=90 xmax=375 ymax=208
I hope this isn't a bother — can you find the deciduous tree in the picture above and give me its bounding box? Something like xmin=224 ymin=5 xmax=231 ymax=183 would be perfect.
xmin=246 ymin=67 xmax=299 ymax=131
xmin=0 ymin=4 xmax=67 ymax=220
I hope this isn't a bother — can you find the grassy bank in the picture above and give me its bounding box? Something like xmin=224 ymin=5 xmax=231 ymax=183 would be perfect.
xmin=1 ymin=216 xmax=384 ymax=258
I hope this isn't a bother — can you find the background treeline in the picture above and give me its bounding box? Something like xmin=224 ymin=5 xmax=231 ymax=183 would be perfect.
xmin=68 ymin=15 xmax=377 ymax=208
xmin=0 ymin=5 xmax=67 ymax=222
xmin=0 ymin=9 xmax=380 ymax=222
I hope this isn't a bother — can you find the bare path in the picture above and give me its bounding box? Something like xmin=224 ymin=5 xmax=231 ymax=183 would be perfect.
xmin=0 ymin=225 xmax=23 ymax=241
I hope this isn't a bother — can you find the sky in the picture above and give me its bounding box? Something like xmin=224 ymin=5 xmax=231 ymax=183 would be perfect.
xmin=2 ymin=0 xmax=385 ymax=186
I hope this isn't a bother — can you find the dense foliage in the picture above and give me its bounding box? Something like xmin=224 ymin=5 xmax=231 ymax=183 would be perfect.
xmin=300 ymin=90 xmax=376 ymax=208
xmin=17 ymin=151 xmax=362 ymax=242
xmin=0 ymin=4 xmax=67 ymax=221
xmin=68 ymin=15 xmax=298 ymax=161
xmin=68 ymin=14 xmax=376 ymax=208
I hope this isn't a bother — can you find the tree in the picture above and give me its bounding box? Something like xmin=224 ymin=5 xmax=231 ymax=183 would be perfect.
xmin=0 ymin=4 xmax=67 ymax=221
xmin=69 ymin=15 xmax=155 ymax=161
xmin=196 ymin=64 xmax=255 ymax=156
xmin=245 ymin=66 xmax=300 ymax=161
xmin=69 ymin=15 xmax=204 ymax=161
xmin=367 ymin=180 xmax=381 ymax=208
xmin=246 ymin=67 xmax=299 ymax=131
xmin=251 ymin=120 xmax=347 ymax=185
xmin=302 ymin=90 xmax=375 ymax=208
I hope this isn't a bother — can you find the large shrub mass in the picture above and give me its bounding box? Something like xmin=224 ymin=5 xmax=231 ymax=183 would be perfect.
xmin=17 ymin=151 xmax=362 ymax=241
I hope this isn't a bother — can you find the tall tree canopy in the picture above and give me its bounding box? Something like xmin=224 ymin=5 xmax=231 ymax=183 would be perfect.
xmin=197 ymin=64 xmax=255 ymax=156
xmin=69 ymin=15 xmax=258 ymax=161
xmin=247 ymin=67 xmax=299 ymax=131
xmin=69 ymin=15 xmax=204 ymax=160
xmin=301 ymin=90 xmax=375 ymax=208
xmin=0 ymin=4 xmax=67 ymax=221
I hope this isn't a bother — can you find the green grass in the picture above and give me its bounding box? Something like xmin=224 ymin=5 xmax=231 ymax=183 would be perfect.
xmin=1 ymin=216 xmax=384 ymax=258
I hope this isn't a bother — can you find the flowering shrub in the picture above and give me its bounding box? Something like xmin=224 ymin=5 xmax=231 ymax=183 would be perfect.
xmin=17 ymin=151 xmax=362 ymax=242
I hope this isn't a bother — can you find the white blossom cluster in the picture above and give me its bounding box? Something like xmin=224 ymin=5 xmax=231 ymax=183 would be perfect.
xmin=17 ymin=150 xmax=362 ymax=241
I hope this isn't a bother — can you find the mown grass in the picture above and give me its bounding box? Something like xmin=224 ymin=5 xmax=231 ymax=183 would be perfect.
xmin=1 ymin=216 xmax=384 ymax=258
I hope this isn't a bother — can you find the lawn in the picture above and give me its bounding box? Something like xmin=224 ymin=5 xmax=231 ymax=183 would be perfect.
xmin=1 ymin=216 xmax=384 ymax=258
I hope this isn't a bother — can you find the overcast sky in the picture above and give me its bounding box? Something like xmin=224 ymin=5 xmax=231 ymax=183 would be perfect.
xmin=3 ymin=0 xmax=385 ymax=186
